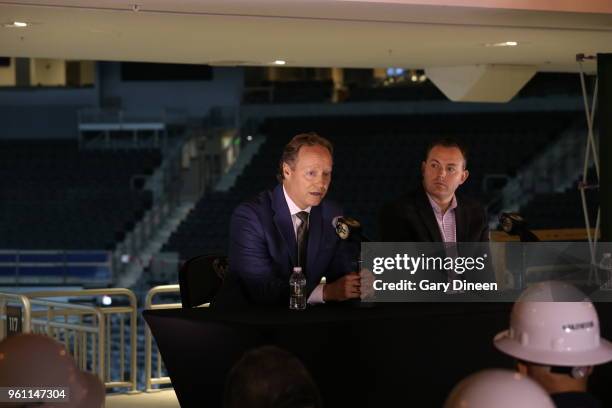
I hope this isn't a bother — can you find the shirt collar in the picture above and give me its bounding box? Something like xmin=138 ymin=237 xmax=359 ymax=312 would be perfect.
xmin=283 ymin=185 xmax=312 ymax=216
xmin=426 ymin=192 xmax=457 ymax=215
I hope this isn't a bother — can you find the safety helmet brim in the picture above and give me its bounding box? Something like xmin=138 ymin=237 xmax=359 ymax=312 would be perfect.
xmin=494 ymin=330 xmax=612 ymax=366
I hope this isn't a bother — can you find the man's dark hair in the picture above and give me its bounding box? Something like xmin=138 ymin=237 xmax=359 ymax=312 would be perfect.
xmin=277 ymin=132 xmax=333 ymax=183
xmin=424 ymin=138 xmax=468 ymax=169
xmin=224 ymin=346 xmax=322 ymax=408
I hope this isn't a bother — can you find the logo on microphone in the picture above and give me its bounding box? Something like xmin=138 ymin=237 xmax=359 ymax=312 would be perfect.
xmin=332 ymin=216 xmax=362 ymax=241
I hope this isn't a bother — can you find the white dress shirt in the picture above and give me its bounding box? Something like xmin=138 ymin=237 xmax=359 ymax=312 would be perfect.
xmin=283 ymin=186 xmax=325 ymax=304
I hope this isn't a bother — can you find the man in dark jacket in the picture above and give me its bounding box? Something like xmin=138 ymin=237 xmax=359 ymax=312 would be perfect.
xmin=379 ymin=138 xmax=488 ymax=243
xmin=214 ymin=133 xmax=360 ymax=308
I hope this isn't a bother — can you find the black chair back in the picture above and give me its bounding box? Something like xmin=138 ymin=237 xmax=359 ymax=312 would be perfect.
xmin=178 ymin=254 xmax=228 ymax=308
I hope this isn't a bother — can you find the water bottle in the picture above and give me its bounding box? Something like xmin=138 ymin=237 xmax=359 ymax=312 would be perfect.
xmin=289 ymin=267 xmax=306 ymax=310
xmin=600 ymin=253 xmax=612 ymax=289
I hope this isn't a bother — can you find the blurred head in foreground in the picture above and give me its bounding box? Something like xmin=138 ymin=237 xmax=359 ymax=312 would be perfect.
xmin=444 ymin=369 xmax=555 ymax=408
xmin=0 ymin=333 xmax=105 ymax=407
xmin=224 ymin=345 xmax=322 ymax=408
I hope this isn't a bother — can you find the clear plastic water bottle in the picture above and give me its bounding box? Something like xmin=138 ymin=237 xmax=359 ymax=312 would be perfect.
xmin=600 ymin=253 xmax=612 ymax=289
xmin=289 ymin=267 xmax=306 ymax=310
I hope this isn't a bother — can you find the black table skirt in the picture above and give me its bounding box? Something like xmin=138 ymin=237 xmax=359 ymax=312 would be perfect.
xmin=144 ymin=303 xmax=612 ymax=408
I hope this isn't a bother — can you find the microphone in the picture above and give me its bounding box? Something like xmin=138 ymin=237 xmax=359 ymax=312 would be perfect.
xmin=499 ymin=212 xmax=539 ymax=242
xmin=332 ymin=216 xmax=376 ymax=308
xmin=332 ymin=216 xmax=370 ymax=242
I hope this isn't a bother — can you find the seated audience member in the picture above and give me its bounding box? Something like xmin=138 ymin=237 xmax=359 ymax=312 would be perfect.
xmin=494 ymin=281 xmax=612 ymax=408
xmin=214 ymin=133 xmax=360 ymax=308
xmin=224 ymin=345 xmax=322 ymax=408
xmin=445 ymin=369 xmax=555 ymax=408
xmin=0 ymin=333 xmax=105 ymax=408
xmin=379 ymin=138 xmax=488 ymax=242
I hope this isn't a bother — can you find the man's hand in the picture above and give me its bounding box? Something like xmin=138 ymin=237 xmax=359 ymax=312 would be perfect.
xmin=323 ymin=272 xmax=361 ymax=302
xmin=359 ymin=268 xmax=376 ymax=300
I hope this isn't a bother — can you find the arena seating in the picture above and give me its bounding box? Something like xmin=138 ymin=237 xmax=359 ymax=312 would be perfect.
xmin=243 ymin=73 xmax=586 ymax=104
xmin=164 ymin=112 xmax=577 ymax=260
xmin=243 ymin=80 xmax=334 ymax=104
xmin=517 ymin=72 xmax=591 ymax=98
xmin=520 ymin=168 xmax=599 ymax=230
xmin=0 ymin=140 xmax=161 ymax=250
xmin=346 ymin=80 xmax=446 ymax=102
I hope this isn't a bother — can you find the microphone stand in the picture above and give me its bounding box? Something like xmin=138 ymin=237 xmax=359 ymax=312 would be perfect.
xmin=334 ymin=217 xmax=375 ymax=308
xmin=499 ymin=213 xmax=540 ymax=291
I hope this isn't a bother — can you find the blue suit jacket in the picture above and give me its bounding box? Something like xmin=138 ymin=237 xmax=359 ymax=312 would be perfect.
xmin=213 ymin=184 xmax=354 ymax=308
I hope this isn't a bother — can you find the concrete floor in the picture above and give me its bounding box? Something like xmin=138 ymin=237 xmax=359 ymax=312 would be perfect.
xmin=106 ymin=389 xmax=180 ymax=408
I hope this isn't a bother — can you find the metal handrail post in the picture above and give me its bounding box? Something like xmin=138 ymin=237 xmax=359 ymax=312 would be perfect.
xmin=0 ymin=293 xmax=32 ymax=333
xmin=24 ymin=288 xmax=138 ymax=391
xmin=144 ymin=285 xmax=181 ymax=391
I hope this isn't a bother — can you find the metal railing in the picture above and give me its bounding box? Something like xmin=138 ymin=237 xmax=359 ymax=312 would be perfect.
xmin=0 ymin=292 xmax=105 ymax=379
xmin=144 ymin=284 xmax=182 ymax=391
xmin=78 ymin=108 xmax=188 ymax=127
xmin=0 ymin=289 xmax=138 ymax=392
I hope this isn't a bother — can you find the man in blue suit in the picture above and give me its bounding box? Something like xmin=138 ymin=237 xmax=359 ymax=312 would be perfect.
xmin=214 ymin=133 xmax=361 ymax=308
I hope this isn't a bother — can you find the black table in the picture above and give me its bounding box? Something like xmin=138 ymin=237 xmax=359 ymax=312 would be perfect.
xmin=144 ymin=303 xmax=612 ymax=408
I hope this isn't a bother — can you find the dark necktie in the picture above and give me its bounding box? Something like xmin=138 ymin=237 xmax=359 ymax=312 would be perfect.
xmin=296 ymin=211 xmax=309 ymax=271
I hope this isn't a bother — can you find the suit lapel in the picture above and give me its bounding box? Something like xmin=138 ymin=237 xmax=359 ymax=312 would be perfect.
xmin=271 ymin=185 xmax=298 ymax=267
xmin=416 ymin=187 xmax=443 ymax=242
xmin=306 ymin=205 xmax=322 ymax=276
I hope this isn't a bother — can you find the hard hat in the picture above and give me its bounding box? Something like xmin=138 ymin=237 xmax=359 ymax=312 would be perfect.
xmin=494 ymin=281 xmax=612 ymax=366
xmin=444 ymin=369 xmax=555 ymax=408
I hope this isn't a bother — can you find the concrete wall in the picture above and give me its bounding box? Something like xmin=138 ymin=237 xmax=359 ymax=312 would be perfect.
xmin=0 ymin=58 xmax=16 ymax=86
xmin=80 ymin=61 xmax=95 ymax=86
xmin=0 ymin=106 xmax=81 ymax=139
xmin=0 ymin=61 xmax=244 ymax=139
xmin=30 ymin=59 xmax=66 ymax=86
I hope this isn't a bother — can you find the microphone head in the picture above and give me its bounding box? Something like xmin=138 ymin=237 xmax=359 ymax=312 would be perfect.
xmin=499 ymin=212 xmax=526 ymax=235
xmin=332 ymin=216 xmax=361 ymax=240
xmin=331 ymin=216 xmax=341 ymax=228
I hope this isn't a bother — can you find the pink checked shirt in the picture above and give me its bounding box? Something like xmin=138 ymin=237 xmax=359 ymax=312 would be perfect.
xmin=426 ymin=193 xmax=458 ymax=243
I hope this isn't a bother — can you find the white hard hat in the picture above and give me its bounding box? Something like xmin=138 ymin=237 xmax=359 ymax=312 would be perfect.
xmin=494 ymin=281 xmax=612 ymax=366
xmin=444 ymin=369 xmax=555 ymax=408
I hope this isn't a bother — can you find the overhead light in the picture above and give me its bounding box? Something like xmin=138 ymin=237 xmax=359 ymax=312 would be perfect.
xmin=273 ymin=60 xmax=286 ymax=65
xmin=246 ymin=135 xmax=253 ymax=141
xmin=418 ymin=74 xmax=427 ymax=82
xmin=4 ymin=21 xmax=28 ymax=28
xmin=485 ymin=41 xmax=519 ymax=47
xmin=410 ymin=74 xmax=418 ymax=82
